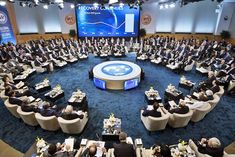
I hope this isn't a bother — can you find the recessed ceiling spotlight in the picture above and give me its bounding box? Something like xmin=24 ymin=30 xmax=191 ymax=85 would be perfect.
xmin=70 ymin=4 xmax=75 ymax=9
xmin=0 ymin=1 xmax=6 ymax=6
xmin=8 ymin=0 xmax=15 ymax=3
xmin=34 ymin=0 xmax=39 ymax=5
xmin=93 ymin=2 xmax=99 ymax=7
xmin=19 ymin=2 xmax=26 ymax=7
xmin=119 ymin=2 xmax=124 ymax=7
xmin=55 ymin=0 xmax=63 ymax=3
xmin=58 ymin=3 xmax=64 ymax=9
xmin=164 ymin=4 xmax=168 ymax=9
xmin=43 ymin=4 xmax=48 ymax=9
xmin=169 ymin=3 xmax=175 ymax=8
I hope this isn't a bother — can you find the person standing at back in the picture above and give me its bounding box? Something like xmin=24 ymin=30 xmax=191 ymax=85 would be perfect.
xmin=113 ymin=132 xmax=136 ymax=157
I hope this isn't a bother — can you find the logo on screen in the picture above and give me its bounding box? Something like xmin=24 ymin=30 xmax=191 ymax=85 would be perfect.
xmin=102 ymin=63 xmax=133 ymax=76
xmin=65 ymin=14 xmax=75 ymax=25
xmin=0 ymin=11 xmax=7 ymax=24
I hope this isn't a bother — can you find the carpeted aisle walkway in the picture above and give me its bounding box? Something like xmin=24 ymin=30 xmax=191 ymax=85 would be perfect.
xmin=0 ymin=53 xmax=234 ymax=153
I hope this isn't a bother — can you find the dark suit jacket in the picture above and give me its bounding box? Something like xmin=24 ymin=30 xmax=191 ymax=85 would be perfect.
xmin=204 ymin=76 xmax=216 ymax=88
xmin=80 ymin=148 xmax=105 ymax=157
xmin=113 ymin=142 xmax=136 ymax=157
xmin=43 ymin=150 xmax=75 ymax=157
xmin=60 ymin=113 xmax=84 ymax=120
xmin=21 ymin=104 xmax=37 ymax=112
xmin=9 ymin=97 xmax=23 ymax=105
xmin=211 ymin=85 xmax=220 ymax=94
xmin=142 ymin=109 xmax=161 ymax=117
xmin=198 ymin=144 xmax=224 ymax=157
xmin=39 ymin=108 xmax=60 ymax=117
xmin=169 ymin=106 xmax=189 ymax=114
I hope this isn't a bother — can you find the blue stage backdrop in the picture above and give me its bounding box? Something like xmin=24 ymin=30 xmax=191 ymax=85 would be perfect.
xmin=76 ymin=4 xmax=139 ymax=37
xmin=0 ymin=6 xmax=16 ymax=44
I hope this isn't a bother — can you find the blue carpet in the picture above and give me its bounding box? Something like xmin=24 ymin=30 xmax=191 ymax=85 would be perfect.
xmin=0 ymin=53 xmax=235 ymax=153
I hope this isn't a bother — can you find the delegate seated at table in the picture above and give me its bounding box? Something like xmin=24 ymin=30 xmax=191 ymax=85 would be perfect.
xmin=80 ymin=144 xmax=107 ymax=157
xmin=168 ymin=100 xmax=189 ymax=114
xmin=60 ymin=105 xmax=84 ymax=120
xmin=195 ymin=137 xmax=224 ymax=157
xmin=142 ymin=102 xmax=162 ymax=118
xmin=150 ymin=144 xmax=172 ymax=157
xmin=113 ymin=132 xmax=136 ymax=157
xmin=42 ymin=143 xmax=76 ymax=157
xmin=38 ymin=101 xmax=61 ymax=117
xmin=184 ymin=97 xmax=208 ymax=110
xmin=193 ymin=90 xmax=214 ymax=101
xmin=211 ymin=80 xmax=220 ymax=93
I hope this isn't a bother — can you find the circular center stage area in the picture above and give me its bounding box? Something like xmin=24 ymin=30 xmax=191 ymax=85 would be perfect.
xmin=93 ymin=61 xmax=141 ymax=90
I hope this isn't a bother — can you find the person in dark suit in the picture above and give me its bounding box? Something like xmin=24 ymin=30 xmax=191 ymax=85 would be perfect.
xmin=197 ymin=137 xmax=224 ymax=157
xmin=211 ymin=80 xmax=220 ymax=94
xmin=196 ymin=90 xmax=214 ymax=101
xmin=43 ymin=143 xmax=75 ymax=157
xmin=204 ymin=71 xmax=217 ymax=88
xmin=168 ymin=100 xmax=189 ymax=114
xmin=151 ymin=144 xmax=172 ymax=157
xmin=21 ymin=103 xmax=38 ymax=112
xmin=60 ymin=105 xmax=84 ymax=120
xmin=113 ymin=132 xmax=136 ymax=157
xmin=196 ymin=71 xmax=216 ymax=92
xmin=80 ymin=144 xmax=106 ymax=157
xmin=8 ymin=96 xmax=23 ymax=105
xmin=142 ymin=102 xmax=161 ymax=117
xmin=38 ymin=102 xmax=60 ymax=117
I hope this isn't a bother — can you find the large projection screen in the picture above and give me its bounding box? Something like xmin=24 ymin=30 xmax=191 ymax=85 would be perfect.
xmin=76 ymin=4 xmax=140 ymax=37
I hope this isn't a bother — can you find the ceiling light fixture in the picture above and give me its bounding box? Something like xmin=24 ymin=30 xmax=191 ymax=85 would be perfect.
xmin=34 ymin=0 xmax=39 ymax=5
xmin=19 ymin=2 xmax=26 ymax=7
xmin=0 ymin=1 xmax=6 ymax=6
xmin=70 ymin=4 xmax=75 ymax=9
xmin=169 ymin=3 xmax=175 ymax=8
xmin=164 ymin=4 xmax=169 ymax=8
xmin=43 ymin=4 xmax=48 ymax=9
xmin=58 ymin=3 xmax=64 ymax=9
xmin=119 ymin=2 xmax=124 ymax=7
xmin=8 ymin=0 xmax=15 ymax=3
xmin=93 ymin=2 xmax=99 ymax=7
xmin=109 ymin=0 xmax=118 ymax=4
xmin=54 ymin=0 xmax=63 ymax=3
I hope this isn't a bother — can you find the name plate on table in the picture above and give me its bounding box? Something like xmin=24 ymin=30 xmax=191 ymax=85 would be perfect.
xmin=28 ymin=96 xmax=35 ymax=103
xmin=169 ymin=101 xmax=178 ymax=109
xmin=14 ymin=75 xmax=27 ymax=80
xmin=80 ymin=139 xmax=88 ymax=146
xmin=135 ymin=138 xmax=143 ymax=146
xmin=193 ymin=92 xmax=199 ymax=99
xmin=68 ymin=97 xmax=77 ymax=103
xmin=147 ymin=105 xmax=153 ymax=110
xmin=16 ymin=81 xmax=24 ymax=89
xmin=64 ymin=138 xmax=74 ymax=151
xmin=126 ymin=137 xmax=133 ymax=145
xmin=41 ymin=63 xmax=49 ymax=66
